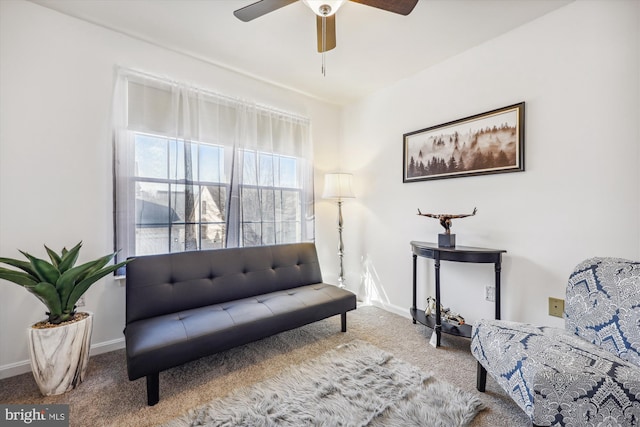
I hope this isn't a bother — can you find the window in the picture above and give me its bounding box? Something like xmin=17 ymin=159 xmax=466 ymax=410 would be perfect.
xmin=113 ymin=68 xmax=314 ymax=269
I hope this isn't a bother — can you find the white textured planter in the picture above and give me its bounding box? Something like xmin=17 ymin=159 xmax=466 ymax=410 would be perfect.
xmin=28 ymin=312 xmax=93 ymax=396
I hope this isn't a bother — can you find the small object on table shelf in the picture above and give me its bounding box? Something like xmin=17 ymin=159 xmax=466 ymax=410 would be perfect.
xmin=444 ymin=310 xmax=465 ymax=326
xmin=425 ymin=296 xmax=465 ymax=326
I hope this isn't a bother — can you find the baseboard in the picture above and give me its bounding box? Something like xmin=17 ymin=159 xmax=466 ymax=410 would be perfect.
xmin=0 ymin=359 xmax=31 ymax=380
xmin=90 ymin=337 xmax=126 ymax=356
xmin=369 ymin=300 xmax=411 ymax=320
xmin=0 ymin=337 xmax=125 ymax=380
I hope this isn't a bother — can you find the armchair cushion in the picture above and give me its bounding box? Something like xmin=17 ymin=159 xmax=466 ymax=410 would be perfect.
xmin=565 ymin=257 xmax=640 ymax=367
xmin=471 ymin=319 xmax=640 ymax=426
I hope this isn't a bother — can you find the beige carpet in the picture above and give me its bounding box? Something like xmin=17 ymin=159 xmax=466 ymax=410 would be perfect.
xmin=0 ymin=305 xmax=529 ymax=426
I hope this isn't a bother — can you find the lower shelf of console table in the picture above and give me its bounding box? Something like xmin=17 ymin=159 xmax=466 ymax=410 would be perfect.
xmin=409 ymin=308 xmax=472 ymax=338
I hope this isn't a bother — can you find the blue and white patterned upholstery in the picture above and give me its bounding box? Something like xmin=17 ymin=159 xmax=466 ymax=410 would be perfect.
xmin=471 ymin=258 xmax=640 ymax=426
xmin=565 ymin=258 xmax=640 ymax=366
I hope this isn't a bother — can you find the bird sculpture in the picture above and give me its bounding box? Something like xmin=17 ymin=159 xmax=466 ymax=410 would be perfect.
xmin=417 ymin=207 xmax=477 ymax=234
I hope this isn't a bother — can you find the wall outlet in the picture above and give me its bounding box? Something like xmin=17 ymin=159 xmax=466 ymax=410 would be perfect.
xmin=485 ymin=285 xmax=495 ymax=302
xmin=548 ymin=297 xmax=564 ymax=318
xmin=76 ymin=296 xmax=85 ymax=307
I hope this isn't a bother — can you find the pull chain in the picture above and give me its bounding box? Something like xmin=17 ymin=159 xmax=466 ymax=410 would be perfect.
xmin=321 ymin=15 xmax=326 ymax=76
xmin=322 ymin=54 xmax=326 ymax=77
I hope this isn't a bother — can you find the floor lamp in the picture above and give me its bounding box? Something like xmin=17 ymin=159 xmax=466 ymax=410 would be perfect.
xmin=322 ymin=173 xmax=355 ymax=289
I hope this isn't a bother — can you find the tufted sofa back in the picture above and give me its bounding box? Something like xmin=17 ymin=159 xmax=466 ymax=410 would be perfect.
xmin=125 ymin=242 xmax=323 ymax=325
xmin=565 ymin=257 xmax=640 ymax=367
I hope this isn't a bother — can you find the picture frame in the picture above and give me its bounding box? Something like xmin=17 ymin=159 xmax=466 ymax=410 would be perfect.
xmin=403 ymin=102 xmax=525 ymax=182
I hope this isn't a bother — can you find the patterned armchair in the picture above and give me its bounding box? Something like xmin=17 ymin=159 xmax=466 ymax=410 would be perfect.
xmin=471 ymin=257 xmax=640 ymax=426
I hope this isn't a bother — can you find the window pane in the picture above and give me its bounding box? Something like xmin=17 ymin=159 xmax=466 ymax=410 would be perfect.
xmin=279 ymin=156 xmax=297 ymax=188
xmin=169 ymin=224 xmax=200 ymax=252
xmin=202 ymin=185 xmax=227 ymax=223
xmin=172 ymin=184 xmax=200 ymax=224
xmin=260 ymin=189 xmax=275 ymax=221
xmin=135 ymin=227 xmax=169 ymax=255
xmin=170 ymin=225 xmax=185 ymax=252
xmin=200 ymin=184 xmax=226 ymax=249
xmin=136 ymin=182 xmax=172 ymax=226
xmin=201 ymin=223 xmax=225 ymax=250
xmin=169 ymin=140 xmax=198 ymax=181
xmin=259 ymin=153 xmax=275 ymax=186
xmin=242 ymin=151 xmax=257 ymax=185
xmin=199 ymin=143 xmax=224 ymax=183
xmin=241 ymin=188 xmax=260 ymax=221
xmin=261 ymin=222 xmax=275 ymax=245
xmin=242 ymin=223 xmax=261 ymax=246
xmin=135 ymin=181 xmax=172 ymax=255
xmin=281 ymin=190 xmax=301 ymax=221
xmin=135 ymin=134 xmax=167 ymax=179
xmin=280 ymin=221 xmax=299 ymax=243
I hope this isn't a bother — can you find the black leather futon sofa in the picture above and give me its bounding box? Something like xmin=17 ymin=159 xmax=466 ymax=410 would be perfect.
xmin=124 ymin=242 xmax=357 ymax=405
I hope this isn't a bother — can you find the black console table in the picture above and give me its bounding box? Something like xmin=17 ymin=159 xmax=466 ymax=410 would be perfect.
xmin=410 ymin=241 xmax=506 ymax=347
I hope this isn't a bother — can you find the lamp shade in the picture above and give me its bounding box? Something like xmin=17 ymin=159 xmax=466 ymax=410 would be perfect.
xmin=322 ymin=173 xmax=355 ymax=199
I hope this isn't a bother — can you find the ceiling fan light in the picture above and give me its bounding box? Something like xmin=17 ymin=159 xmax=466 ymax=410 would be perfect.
xmin=302 ymin=0 xmax=346 ymax=16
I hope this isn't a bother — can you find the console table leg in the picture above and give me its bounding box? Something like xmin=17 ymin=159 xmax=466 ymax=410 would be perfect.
xmin=412 ymin=254 xmax=417 ymax=324
xmin=495 ymin=260 xmax=502 ymax=320
xmin=434 ymin=257 xmax=441 ymax=347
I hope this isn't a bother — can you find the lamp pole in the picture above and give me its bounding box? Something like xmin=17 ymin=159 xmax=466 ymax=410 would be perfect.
xmin=322 ymin=172 xmax=355 ymax=289
xmin=337 ymin=199 xmax=346 ymax=288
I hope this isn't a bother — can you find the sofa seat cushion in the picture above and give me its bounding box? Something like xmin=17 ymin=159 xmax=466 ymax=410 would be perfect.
xmin=471 ymin=319 xmax=640 ymax=426
xmin=125 ymin=283 xmax=355 ymax=380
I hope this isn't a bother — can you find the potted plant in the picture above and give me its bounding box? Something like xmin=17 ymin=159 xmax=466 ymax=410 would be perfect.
xmin=0 ymin=242 xmax=130 ymax=395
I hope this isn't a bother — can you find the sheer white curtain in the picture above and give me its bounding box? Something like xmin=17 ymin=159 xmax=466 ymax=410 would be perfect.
xmin=112 ymin=68 xmax=314 ymax=268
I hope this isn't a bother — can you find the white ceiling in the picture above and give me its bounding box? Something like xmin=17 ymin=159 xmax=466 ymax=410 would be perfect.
xmin=29 ymin=0 xmax=573 ymax=105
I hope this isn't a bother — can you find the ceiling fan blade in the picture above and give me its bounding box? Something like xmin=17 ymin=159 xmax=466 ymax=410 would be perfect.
xmin=316 ymin=14 xmax=336 ymax=52
xmin=349 ymin=0 xmax=418 ymax=16
xmin=233 ymin=0 xmax=298 ymax=22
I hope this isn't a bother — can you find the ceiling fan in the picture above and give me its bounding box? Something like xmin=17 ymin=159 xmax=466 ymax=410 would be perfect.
xmin=234 ymin=0 xmax=419 ymax=53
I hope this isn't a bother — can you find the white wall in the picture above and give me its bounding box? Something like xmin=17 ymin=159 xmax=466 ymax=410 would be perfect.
xmin=0 ymin=0 xmax=340 ymax=378
xmin=340 ymin=0 xmax=640 ymax=326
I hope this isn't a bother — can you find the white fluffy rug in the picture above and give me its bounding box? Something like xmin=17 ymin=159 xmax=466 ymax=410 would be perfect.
xmin=164 ymin=340 xmax=486 ymax=427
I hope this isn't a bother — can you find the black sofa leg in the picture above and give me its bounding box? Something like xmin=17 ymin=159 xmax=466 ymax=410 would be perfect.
xmin=341 ymin=313 xmax=347 ymax=332
xmin=476 ymin=362 xmax=487 ymax=392
xmin=147 ymin=373 xmax=159 ymax=406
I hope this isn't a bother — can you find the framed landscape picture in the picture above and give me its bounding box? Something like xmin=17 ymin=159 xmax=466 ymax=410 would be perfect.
xmin=403 ymin=102 xmax=525 ymax=182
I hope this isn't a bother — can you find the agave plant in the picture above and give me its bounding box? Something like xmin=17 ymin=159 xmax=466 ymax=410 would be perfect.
xmin=0 ymin=242 xmax=130 ymax=325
